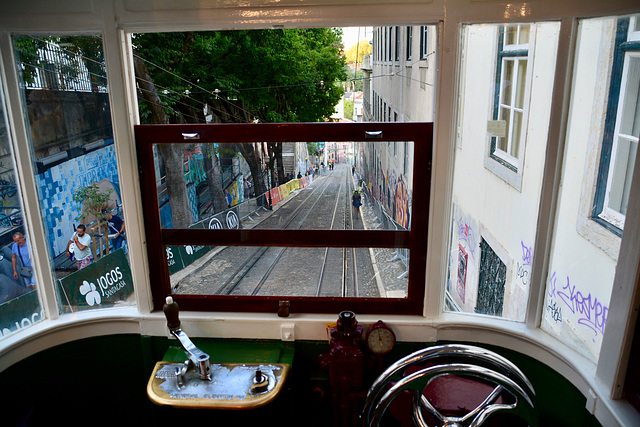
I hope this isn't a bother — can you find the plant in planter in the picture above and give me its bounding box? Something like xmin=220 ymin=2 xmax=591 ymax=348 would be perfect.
xmin=72 ymin=183 xmax=113 ymax=255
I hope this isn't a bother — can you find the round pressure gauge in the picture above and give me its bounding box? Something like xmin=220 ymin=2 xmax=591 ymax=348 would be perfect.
xmin=365 ymin=320 xmax=396 ymax=355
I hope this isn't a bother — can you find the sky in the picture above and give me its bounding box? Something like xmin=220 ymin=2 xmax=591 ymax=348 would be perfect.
xmin=341 ymin=27 xmax=372 ymax=49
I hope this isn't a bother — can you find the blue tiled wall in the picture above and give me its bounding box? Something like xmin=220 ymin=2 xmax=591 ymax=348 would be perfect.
xmin=37 ymin=145 xmax=120 ymax=256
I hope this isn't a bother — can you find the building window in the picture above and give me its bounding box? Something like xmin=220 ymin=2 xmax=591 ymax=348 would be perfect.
xmin=489 ymin=24 xmax=530 ymax=172
xmin=388 ymin=27 xmax=392 ymax=62
xmin=476 ymin=238 xmax=506 ymax=317
xmin=406 ymin=26 xmax=413 ymax=60
xmin=395 ymin=27 xmax=400 ymax=62
xmin=420 ymin=26 xmax=429 ymax=59
xmin=593 ymin=16 xmax=640 ymax=234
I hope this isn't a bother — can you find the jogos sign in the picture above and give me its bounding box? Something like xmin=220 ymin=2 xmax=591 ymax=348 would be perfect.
xmin=58 ymin=248 xmax=134 ymax=310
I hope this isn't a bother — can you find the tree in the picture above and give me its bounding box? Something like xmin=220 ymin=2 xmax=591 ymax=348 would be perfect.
xmin=73 ymin=183 xmax=112 ymax=251
xmin=344 ymin=41 xmax=372 ymax=66
xmin=133 ymin=29 xmax=347 ymax=221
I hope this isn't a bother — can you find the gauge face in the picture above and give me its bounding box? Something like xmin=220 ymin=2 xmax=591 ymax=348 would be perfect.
xmin=366 ymin=321 xmax=396 ymax=355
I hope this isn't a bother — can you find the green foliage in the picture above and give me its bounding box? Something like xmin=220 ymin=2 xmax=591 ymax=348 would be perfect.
xmin=344 ymin=99 xmax=354 ymax=120
xmin=134 ymin=28 xmax=347 ymax=124
xmin=72 ymin=183 xmax=112 ymax=225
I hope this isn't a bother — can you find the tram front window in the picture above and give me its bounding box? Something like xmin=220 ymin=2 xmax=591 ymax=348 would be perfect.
xmin=137 ymin=124 xmax=430 ymax=314
xmin=133 ymin=26 xmax=434 ymax=314
xmin=151 ymin=141 xmax=413 ymax=300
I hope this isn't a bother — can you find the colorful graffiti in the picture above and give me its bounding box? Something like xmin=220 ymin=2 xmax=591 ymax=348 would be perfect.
xmin=394 ymin=175 xmax=410 ymax=228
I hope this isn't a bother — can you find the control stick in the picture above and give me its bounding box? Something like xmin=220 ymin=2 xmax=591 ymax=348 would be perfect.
xmin=163 ymin=296 xmax=211 ymax=381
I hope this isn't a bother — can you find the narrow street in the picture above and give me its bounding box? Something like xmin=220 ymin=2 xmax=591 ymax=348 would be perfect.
xmin=171 ymin=163 xmax=409 ymax=299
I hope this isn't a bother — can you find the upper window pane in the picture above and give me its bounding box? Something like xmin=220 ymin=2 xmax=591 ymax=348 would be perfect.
xmin=152 ymin=141 xmax=413 ymax=232
xmin=448 ymin=22 xmax=560 ymax=321
xmin=13 ymin=35 xmax=134 ymax=313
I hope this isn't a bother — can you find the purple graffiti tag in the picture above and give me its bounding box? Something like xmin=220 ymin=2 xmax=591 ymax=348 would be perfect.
xmin=456 ymin=215 xmax=477 ymax=261
xmin=548 ymin=271 xmax=557 ymax=299
xmin=556 ymin=276 xmax=608 ymax=338
xmin=521 ymin=241 xmax=532 ymax=266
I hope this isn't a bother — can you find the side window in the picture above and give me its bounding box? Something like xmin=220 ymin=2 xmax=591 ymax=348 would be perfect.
xmin=593 ymin=16 xmax=640 ymax=234
xmin=0 ymin=78 xmax=44 ymax=339
xmin=13 ymin=36 xmax=134 ymax=314
xmin=449 ymin=22 xmax=559 ymax=323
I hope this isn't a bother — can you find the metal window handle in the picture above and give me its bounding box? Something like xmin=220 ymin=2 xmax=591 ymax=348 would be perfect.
xmin=365 ymin=131 xmax=383 ymax=138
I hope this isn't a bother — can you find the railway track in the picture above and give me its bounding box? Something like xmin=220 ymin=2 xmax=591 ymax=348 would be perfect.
xmin=174 ymin=164 xmax=376 ymax=298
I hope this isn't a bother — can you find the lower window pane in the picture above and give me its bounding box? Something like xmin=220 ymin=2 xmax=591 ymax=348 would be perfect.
xmin=170 ymin=245 xmax=409 ymax=299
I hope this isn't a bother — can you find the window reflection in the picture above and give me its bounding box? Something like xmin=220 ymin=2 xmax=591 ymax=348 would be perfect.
xmin=0 ymin=78 xmax=43 ymax=339
xmin=13 ymin=35 xmax=134 ymax=313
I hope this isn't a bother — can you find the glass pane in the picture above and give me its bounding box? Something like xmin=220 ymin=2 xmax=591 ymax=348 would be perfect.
xmin=0 ymin=79 xmax=43 ymax=339
xmin=505 ymin=25 xmax=517 ymax=46
xmin=449 ymin=22 xmax=559 ymax=321
xmin=608 ymin=136 xmax=636 ymax=215
xmin=619 ymin=56 xmax=640 ymax=137
xmin=541 ymin=16 xmax=629 ymax=361
xmin=171 ymin=246 xmax=408 ymax=298
xmin=498 ymin=107 xmax=511 ymax=152
xmin=511 ymin=110 xmax=523 ymax=158
xmin=501 ymin=59 xmax=514 ymax=106
xmin=632 ymin=15 xmax=640 ymax=32
xmin=13 ymin=35 xmax=134 ymax=313
xmin=518 ymin=25 xmax=530 ymax=45
xmin=152 ymin=141 xmax=413 ymax=231
xmin=515 ymin=59 xmax=528 ymax=109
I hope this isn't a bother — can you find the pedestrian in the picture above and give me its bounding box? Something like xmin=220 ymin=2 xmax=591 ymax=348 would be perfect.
xmin=104 ymin=209 xmax=126 ymax=250
xmin=66 ymin=224 xmax=92 ymax=270
xmin=352 ymin=165 xmax=355 ymax=175
xmin=352 ymin=190 xmax=362 ymax=219
xmin=224 ymin=189 xmax=232 ymax=208
xmin=11 ymin=231 xmax=36 ymax=289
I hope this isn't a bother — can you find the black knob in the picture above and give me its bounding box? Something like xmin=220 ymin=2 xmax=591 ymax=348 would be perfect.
xmin=163 ymin=296 xmax=181 ymax=331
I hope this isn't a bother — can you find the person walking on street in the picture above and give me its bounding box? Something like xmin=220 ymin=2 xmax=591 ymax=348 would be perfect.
xmin=104 ymin=209 xmax=126 ymax=250
xmin=11 ymin=232 xmax=36 ymax=289
xmin=352 ymin=190 xmax=362 ymax=219
xmin=66 ymin=225 xmax=92 ymax=270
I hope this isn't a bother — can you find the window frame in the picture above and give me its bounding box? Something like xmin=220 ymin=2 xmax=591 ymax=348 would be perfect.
xmin=593 ymin=17 xmax=640 ymax=236
xmin=420 ymin=26 xmax=429 ymax=59
xmin=406 ymin=26 xmax=413 ymax=61
xmin=135 ymin=122 xmax=432 ymax=314
xmin=484 ymin=24 xmax=534 ymax=191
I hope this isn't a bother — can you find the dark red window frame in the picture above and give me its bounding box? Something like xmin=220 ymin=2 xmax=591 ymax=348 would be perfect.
xmin=135 ymin=122 xmax=432 ymax=315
